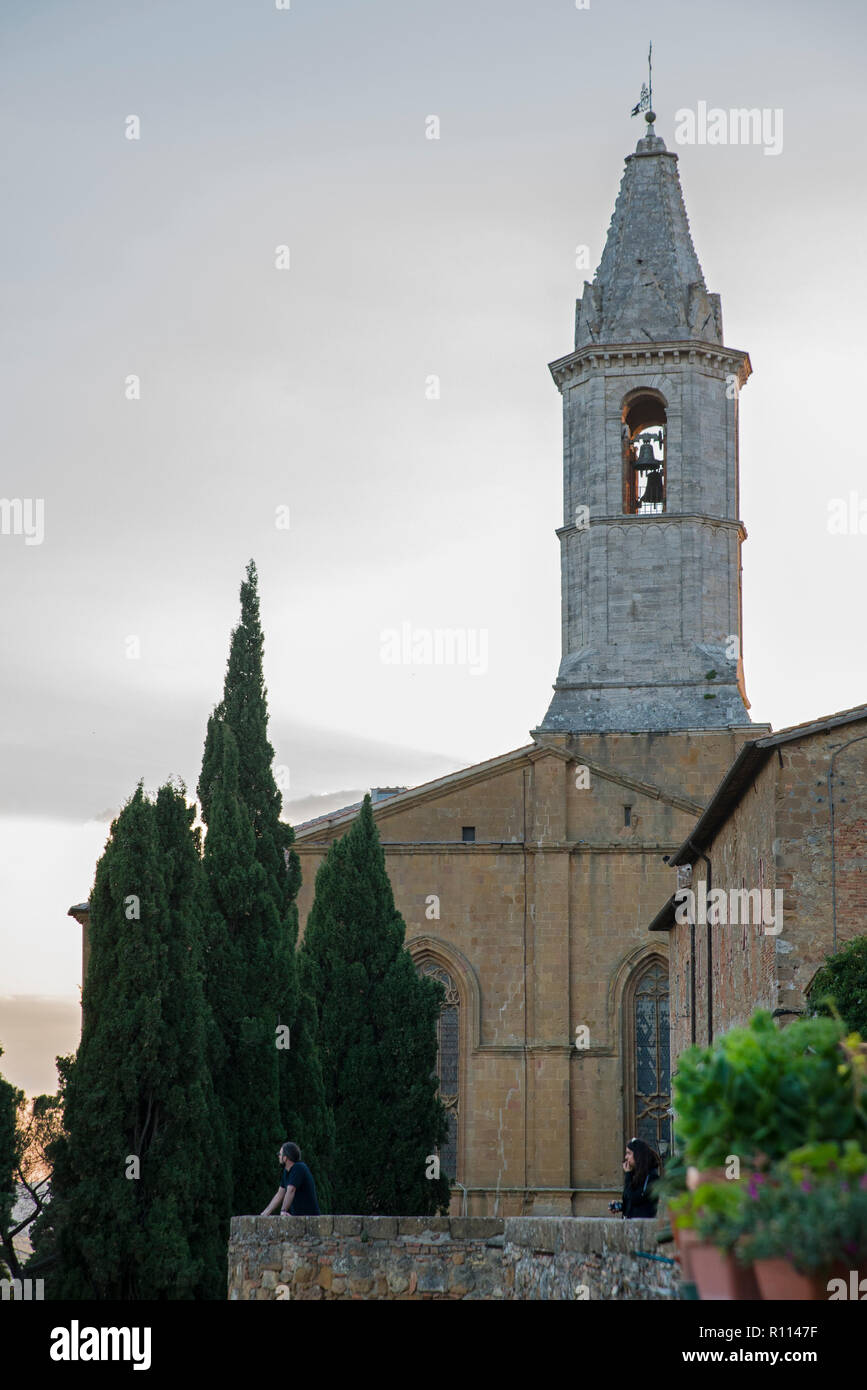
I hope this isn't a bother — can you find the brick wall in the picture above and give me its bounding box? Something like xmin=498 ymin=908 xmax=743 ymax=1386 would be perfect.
xmin=669 ymin=715 xmax=867 ymax=1064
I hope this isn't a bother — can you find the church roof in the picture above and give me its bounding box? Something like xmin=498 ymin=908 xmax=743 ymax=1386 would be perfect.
xmin=292 ymin=735 xmax=705 ymax=844
xmin=291 ymin=743 xmax=542 ymax=840
xmin=575 ymin=122 xmax=722 ymax=349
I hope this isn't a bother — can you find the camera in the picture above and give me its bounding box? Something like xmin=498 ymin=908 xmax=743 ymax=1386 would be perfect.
xmin=608 ymin=1200 xmax=623 ymax=1213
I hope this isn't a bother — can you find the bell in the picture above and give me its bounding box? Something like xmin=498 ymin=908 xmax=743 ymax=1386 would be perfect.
xmin=636 ymin=439 xmax=657 ymax=469
xmin=640 ymin=471 xmax=664 ymax=505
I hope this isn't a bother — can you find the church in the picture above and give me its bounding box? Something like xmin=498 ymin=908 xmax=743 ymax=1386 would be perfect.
xmin=291 ymin=110 xmax=770 ymax=1216
xmin=68 ymin=109 xmax=865 ymax=1221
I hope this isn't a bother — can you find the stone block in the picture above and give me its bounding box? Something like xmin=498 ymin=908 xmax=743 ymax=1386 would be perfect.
xmin=450 ymin=1218 xmax=504 ymax=1240
xmin=308 ymin=1217 xmax=333 ymax=1237
xmin=416 ymin=1217 xmax=450 ymax=1234
xmin=397 ymin=1218 xmax=428 ymax=1236
xmin=293 ymin=1264 xmax=315 ymax=1286
xmin=505 ymin=1218 xmax=558 ymax=1253
xmin=416 ymin=1265 xmax=448 ymax=1294
xmin=448 ymin=1267 xmax=475 ymax=1294
xmin=367 ymin=1217 xmax=398 ymax=1240
xmin=334 ymin=1217 xmax=363 ymax=1237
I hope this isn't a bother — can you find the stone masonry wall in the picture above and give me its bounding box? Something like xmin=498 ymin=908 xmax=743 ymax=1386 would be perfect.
xmin=505 ymin=1215 xmax=678 ymax=1300
xmin=669 ymin=715 xmax=867 ymax=1063
xmin=292 ymin=730 xmax=755 ymax=1216
xmin=227 ymin=1215 xmax=677 ymax=1301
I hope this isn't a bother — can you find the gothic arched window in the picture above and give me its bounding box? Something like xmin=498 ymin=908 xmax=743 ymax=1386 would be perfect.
xmin=416 ymin=960 xmax=460 ymax=1181
xmin=622 ymin=391 xmax=667 ymax=516
xmin=624 ymin=958 xmax=671 ymax=1156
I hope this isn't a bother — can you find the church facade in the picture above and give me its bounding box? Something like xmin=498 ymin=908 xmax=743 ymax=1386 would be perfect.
xmin=293 ymin=115 xmax=769 ymax=1216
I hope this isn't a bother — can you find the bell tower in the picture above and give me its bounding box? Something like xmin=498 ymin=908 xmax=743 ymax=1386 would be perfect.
xmin=536 ymin=114 xmax=754 ymax=734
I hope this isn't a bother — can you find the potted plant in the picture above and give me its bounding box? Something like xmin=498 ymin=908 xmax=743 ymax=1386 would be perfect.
xmin=667 ymin=1192 xmax=701 ymax=1282
xmin=672 ymin=1013 xmax=867 ymax=1174
xmin=670 ymin=1183 xmax=759 ymax=1300
xmin=657 ymin=1152 xmax=698 ymax=1280
xmin=736 ymin=1142 xmax=867 ymax=1299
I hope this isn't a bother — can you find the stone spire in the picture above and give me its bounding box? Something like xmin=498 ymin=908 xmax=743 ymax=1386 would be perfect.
xmin=575 ymin=121 xmax=722 ymax=350
xmin=533 ymin=121 xmax=754 ymax=736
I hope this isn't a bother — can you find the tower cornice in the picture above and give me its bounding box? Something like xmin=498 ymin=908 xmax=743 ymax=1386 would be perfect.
xmin=555 ymin=514 xmax=747 ymax=541
xmin=549 ymin=341 xmax=752 ymax=392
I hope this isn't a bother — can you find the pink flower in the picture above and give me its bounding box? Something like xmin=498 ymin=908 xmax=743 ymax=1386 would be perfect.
xmin=801 ymin=1179 xmax=812 ymax=1193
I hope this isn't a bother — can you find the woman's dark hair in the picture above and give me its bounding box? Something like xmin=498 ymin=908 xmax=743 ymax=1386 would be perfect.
xmin=281 ymin=1141 xmax=301 ymax=1163
xmin=626 ymin=1137 xmax=661 ymax=1188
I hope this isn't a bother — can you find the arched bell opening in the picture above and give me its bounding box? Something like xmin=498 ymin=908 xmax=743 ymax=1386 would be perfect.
xmin=622 ymin=391 xmax=667 ymax=515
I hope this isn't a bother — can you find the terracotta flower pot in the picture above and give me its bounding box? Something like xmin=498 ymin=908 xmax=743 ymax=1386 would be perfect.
xmin=673 ymin=1225 xmax=701 ymax=1281
xmin=691 ymin=1244 xmax=761 ymax=1300
xmin=753 ymin=1259 xmax=831 ymax=1301
xmin=686 ymin=1166 xmax=730 ymax=1191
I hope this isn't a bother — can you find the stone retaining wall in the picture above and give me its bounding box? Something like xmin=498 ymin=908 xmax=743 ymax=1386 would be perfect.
xmin=505 ymin=1216 xmax=678 ymax=1300
xmin=228 ymin=1215 xmax=677 ymax=1300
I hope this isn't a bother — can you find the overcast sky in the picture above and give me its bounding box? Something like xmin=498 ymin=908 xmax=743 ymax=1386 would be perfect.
xmin=2 ymin=0 xmax=865 ymax=1096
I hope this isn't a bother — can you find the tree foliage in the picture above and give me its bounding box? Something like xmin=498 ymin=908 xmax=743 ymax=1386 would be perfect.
xmin=808 ymin=934 xmax=867 ymax=1039
xmin=301 ymin=795 xmax=450 ymax=1214
xmin=44 ymin=782 xmax=228 ymax=1298
xmin=198 ymin=560 xmax=333 ymax=1211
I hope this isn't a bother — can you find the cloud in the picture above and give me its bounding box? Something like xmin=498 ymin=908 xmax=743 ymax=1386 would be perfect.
xmin=0 ymin=666 xmax=469 ymax=822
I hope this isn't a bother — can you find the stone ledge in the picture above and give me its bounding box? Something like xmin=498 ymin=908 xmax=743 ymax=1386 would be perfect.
xmin=505 ymin=1216 xmax=668 ymax=1254
xmin=450 ymin=1218 xmax=504 ymax=1240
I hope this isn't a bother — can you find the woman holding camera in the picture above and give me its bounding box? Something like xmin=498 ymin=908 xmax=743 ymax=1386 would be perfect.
xmin=607 ymin=1137 xmax=661 ymax=1219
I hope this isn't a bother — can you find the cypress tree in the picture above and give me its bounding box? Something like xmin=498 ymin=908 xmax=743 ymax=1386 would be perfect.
xmin=200 ymin=719 xmax=284 ymax=1214
xmin=198 ymin=560 xmax=333 ymax=1209
xmin=47 ymin=782 xmax=227 ymax=1299
xmin=301 ymin=795 xmax=451 ymax=1214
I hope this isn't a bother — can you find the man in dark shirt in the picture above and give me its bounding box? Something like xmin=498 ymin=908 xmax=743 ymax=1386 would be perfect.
xmin=260 ymin=1141 xmax=321 ymax=1217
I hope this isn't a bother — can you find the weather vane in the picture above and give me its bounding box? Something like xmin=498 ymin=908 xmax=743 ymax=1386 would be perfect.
xmin=630 ymin=42 xmax=654 ymax=123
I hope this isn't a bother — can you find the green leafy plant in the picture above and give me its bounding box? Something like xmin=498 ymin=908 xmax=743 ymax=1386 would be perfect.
xmin=672 ymin=1012 xmax=867 ymax=1169
xmin=808 ymin=936 xmax=867 ymax=1039
xmin=669 ymin=1182 xmax=747 ymax=1251
xmin=735 ymin=1143 xmax=867 ymax=1274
